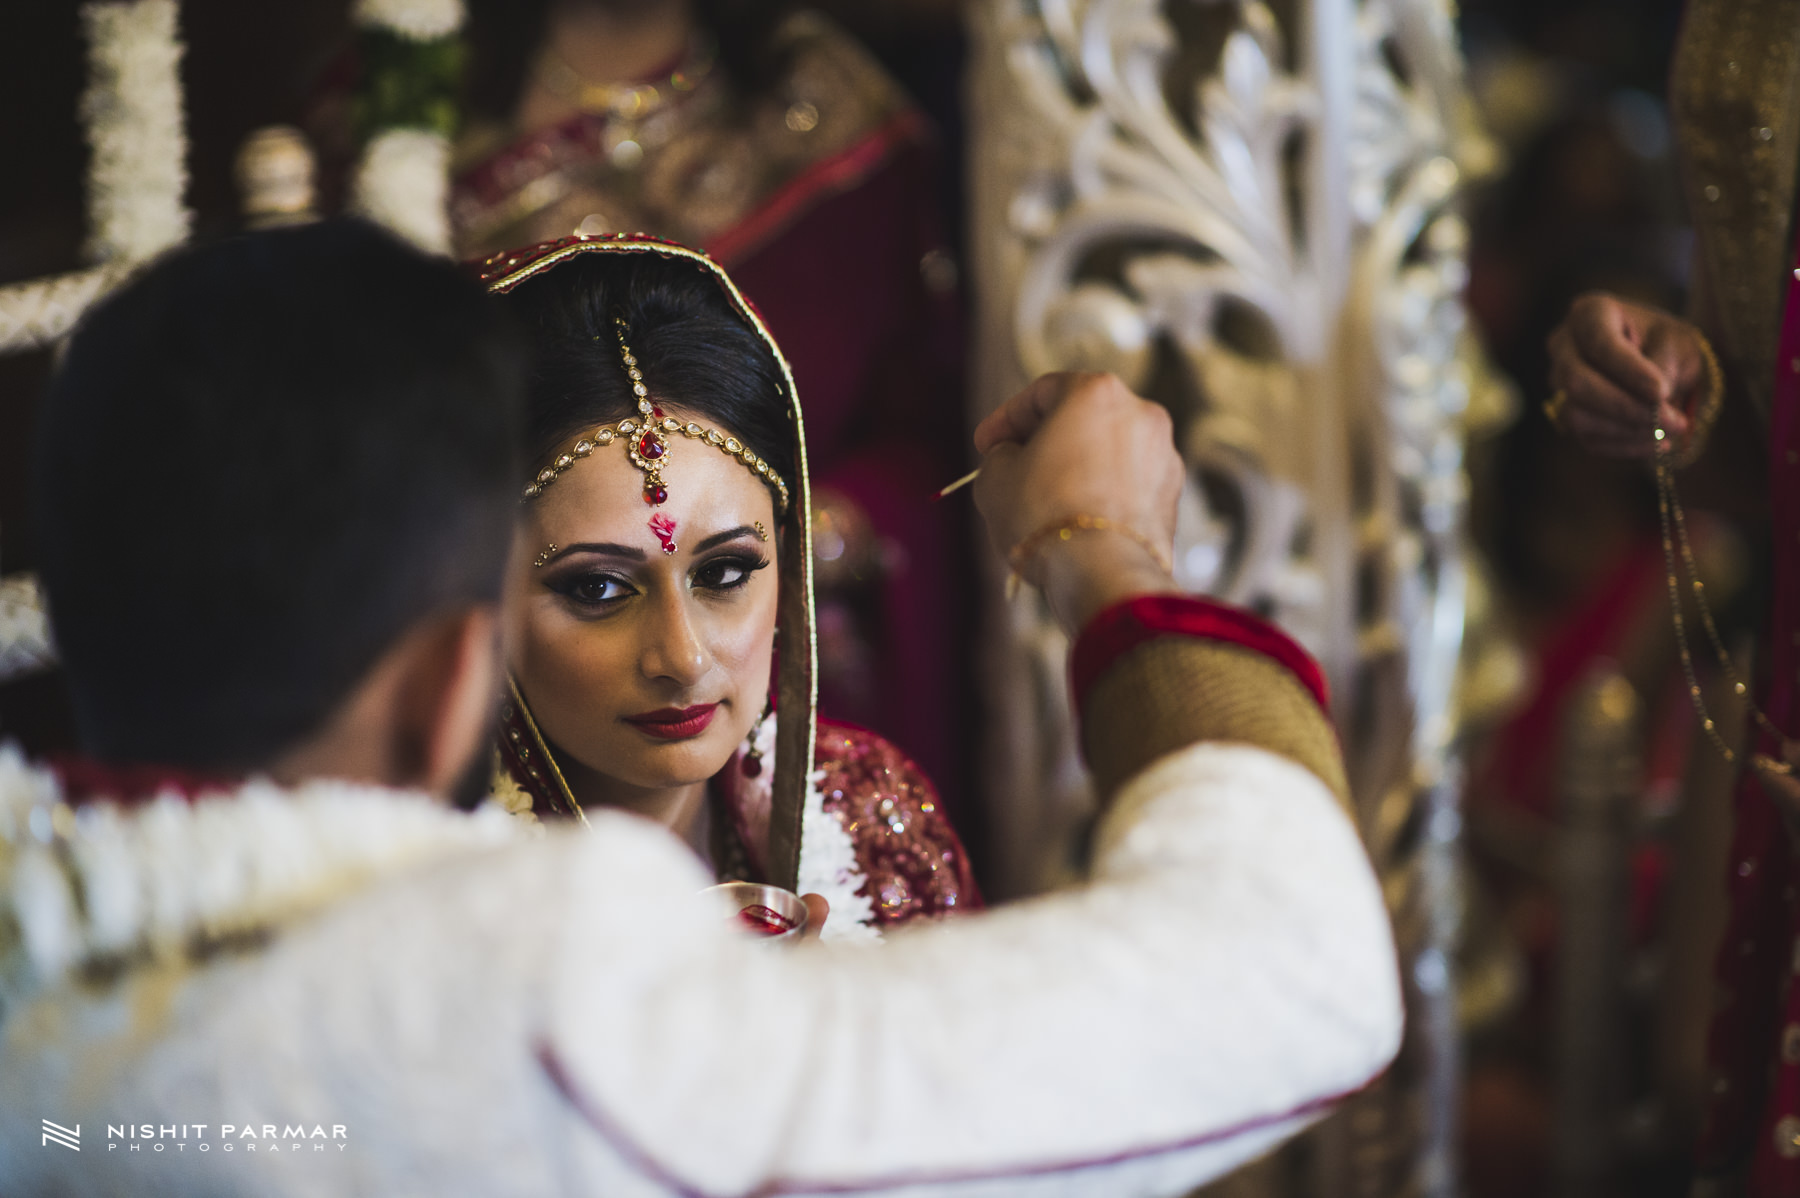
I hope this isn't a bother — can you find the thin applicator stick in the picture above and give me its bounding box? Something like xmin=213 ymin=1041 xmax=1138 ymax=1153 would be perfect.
xmin=935 ymin=468 xmax=981 ymax=500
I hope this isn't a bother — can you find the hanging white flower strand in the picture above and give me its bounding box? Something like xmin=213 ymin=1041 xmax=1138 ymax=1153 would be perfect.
xmin=352 ymin=129 xmax=454 ymax=254
xmin=735 ymin=715 xmax=880 ymax=943
xmin=81 ymin=0 xmax=191 ymax=264
xmin=349 ymin=0 xmax=465 ymax=254
xmin=351 ymin=0 xmax=463 ymax=42
xmin=0 ymin=576 xmax=53 ymax=685
xmin=0 ymin=0 xmax=193 ymax=355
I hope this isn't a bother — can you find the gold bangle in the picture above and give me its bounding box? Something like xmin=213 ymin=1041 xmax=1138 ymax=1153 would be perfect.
xmin=1005 ymin=514 xmax=1173 ymax=600
xmin=1543 ymin=389 xmax=1568 ymax=429
xmin=1670 ymin=329 xmax=1724 ymax=469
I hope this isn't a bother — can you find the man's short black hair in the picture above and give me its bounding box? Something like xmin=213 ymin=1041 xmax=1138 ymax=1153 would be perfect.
xmin=33 ymin=219 xmax=525 ymax=772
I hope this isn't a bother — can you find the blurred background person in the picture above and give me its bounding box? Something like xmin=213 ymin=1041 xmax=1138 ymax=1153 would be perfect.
xmin=1434 ymin=0 xmax=1800 ymax=1194
xmin=1528 ymin=0 xmax=1800 ymax=1193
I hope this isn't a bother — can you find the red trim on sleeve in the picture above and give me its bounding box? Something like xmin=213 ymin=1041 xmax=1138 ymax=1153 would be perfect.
xmin=1070 ymin=595 xmax=1329 ymax=715
xmin=52 ymin=755 xmax=239 ymax=807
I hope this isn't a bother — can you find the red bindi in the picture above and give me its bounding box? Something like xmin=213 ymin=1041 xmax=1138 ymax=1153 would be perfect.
xmin=649 ymin=512 xmax=678 ymax=555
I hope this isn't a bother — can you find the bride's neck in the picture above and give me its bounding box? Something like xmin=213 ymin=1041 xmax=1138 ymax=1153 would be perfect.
xmin=559 ymin=752 xmax=709 ymax=841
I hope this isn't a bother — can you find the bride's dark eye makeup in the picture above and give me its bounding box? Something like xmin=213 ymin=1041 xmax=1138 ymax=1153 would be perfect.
xmin=693 ymin=552 xmax=769 ymax=593
xmin=542 ymin=548 xmax=768 ymax=614
xmin=547 ymin=570 xmax=635 ymax=609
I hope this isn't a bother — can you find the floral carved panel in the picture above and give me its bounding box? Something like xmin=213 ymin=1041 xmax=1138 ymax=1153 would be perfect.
xmin=967 ymin=1 xmax=1499 ymax=1193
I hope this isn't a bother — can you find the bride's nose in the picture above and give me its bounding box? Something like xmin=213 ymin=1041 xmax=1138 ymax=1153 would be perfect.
xmin=638 ymin=590 xmax=710 ymax=685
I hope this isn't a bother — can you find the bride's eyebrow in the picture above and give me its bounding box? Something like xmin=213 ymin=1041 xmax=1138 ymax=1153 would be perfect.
xmin=690 ymin=526 xmax=759 ymax=554
xmin=548 ymin=542 xmax=646 ymax=563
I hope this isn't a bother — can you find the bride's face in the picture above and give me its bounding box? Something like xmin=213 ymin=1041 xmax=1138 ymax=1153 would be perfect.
xmin=507 ymin=407 xmax=781 ymax=795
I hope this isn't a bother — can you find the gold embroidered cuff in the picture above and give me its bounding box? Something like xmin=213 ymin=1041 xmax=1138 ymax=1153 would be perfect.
xmin=1081 ymin=637 xmax=1350 ymax=812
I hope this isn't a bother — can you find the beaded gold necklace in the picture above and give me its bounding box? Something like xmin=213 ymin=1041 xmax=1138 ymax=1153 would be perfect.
xmin=1653 ymin=426 xmax=1794 ymax=773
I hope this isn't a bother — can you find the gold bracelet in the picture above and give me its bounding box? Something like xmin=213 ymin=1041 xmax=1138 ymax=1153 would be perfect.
xmin=1544 ymin=389 xmax=1569 ymax=429
xmin=1671 ymin=329 xmax=1725 ymax=469
xmin=1005 ymin=514 xmax=1173 ymax=600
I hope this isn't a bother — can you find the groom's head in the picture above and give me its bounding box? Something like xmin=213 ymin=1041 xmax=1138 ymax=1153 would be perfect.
xmin=34 ymin=220 xmax=525 ymax=791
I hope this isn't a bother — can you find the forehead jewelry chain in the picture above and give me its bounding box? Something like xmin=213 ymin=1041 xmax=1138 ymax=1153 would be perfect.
xmin=614 ymin=315 xmax=670 ymax=506
xmin=1654 ymin=425 xmax=1794 ymax=774
xmin=518 ymin=315 xmax=790 ymax=514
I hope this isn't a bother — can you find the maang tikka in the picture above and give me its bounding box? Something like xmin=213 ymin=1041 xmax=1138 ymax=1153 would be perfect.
xmin=614 ymin=315 xmax=670 ymax=506
xmin=517 ymin=312 xmax=791 ymax=514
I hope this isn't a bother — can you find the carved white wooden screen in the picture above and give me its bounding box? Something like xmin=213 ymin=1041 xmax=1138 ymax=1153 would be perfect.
xmin=967 ymin=1 xmax=1489 ymax=1193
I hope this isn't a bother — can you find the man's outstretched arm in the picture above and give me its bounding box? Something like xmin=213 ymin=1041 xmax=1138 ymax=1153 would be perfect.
xmin=542 ymin=374 xmax=1400 ymax=1197
xmin=976 ymin=372 xmax=1348 ymax=808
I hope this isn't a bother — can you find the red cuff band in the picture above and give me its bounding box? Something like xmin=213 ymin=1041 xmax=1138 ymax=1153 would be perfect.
xmin=52 ymin=755 xmax=239 ymax=807
xmin=1070 ymin=594 xmax=1330 ymax=714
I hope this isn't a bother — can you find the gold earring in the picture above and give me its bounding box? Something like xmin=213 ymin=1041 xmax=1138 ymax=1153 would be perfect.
xmin=741 ymin=693 xmax=774 ymax=778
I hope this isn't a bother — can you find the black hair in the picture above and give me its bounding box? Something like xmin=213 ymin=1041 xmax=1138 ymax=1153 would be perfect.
xmin=497 ymin=250 xmax=796 ymax=504
xmin=33 ymin=219 xmax=527 ymax=772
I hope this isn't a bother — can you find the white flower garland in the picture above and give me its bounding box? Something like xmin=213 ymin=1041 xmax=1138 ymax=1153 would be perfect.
xmin=0 ymin=262 xmax=133 ymax=356
xmin=352 ymin=0 xmax=463 ymax=41
xmin=352 ymin=128 xmax=454 ymax=254
xmin=0 ymin=747 xmax=527 ymax=1000
xmin=80 ymin=0 xmax=191 ymax=265
xmin=0 ymin=2 xmax=192 ymax=357
xmin=739 ymin=715 xmax=880 ymax=943
xmin=0 ymin=574 xmax=54 ymax=684
xmin=348 ymin=0 xmax=464 ymax=254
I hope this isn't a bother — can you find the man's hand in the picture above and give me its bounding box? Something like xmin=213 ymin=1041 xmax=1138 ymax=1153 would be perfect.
xmin=973 ymin=372 xmax=1184 ymax=634
xmin=1546 ymin=293 xmax=1708 ymax=458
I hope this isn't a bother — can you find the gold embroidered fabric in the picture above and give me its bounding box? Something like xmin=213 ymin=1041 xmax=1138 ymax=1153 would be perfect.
xmin=452 ymin=13 xmax=912 ymax=263
xmin=1670 ymin=0 xmax=1800 ymax=420
xmin=810 ymin=724 xmax=981 ymax=923
xmin=1081 ymin=638 xmax=1350 ymax=812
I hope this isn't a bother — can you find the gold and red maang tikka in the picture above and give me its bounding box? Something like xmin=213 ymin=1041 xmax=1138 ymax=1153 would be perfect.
xmin=519 ymin=313 xmax=790 ymax=515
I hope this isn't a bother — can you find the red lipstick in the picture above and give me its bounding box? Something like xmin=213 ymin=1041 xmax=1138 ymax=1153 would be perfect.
xmin=624 ymin=703 xmax=719 ymax=740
